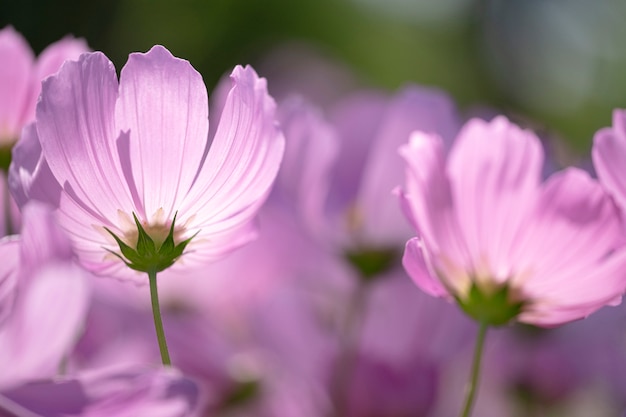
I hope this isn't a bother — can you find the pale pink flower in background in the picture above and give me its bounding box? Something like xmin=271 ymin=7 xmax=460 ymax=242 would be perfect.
xmin=327 ymin=86 xmax=461 ymax=251
xmin=25 ymin=45 xmax=284 ymax=280
xmin=0 ymin=202 xmax=89 ymax=389
xmin=592 ymin=109 xmax=626 ymax=217
xmin=0 ymin=26 xmax=86 ymax=236
xmin=398 ymin=116 xmax=626 ymax=327
xmin=0 ymin=26 xmax=87 ymax=144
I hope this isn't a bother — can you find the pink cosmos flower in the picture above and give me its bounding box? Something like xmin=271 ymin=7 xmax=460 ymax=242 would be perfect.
xmin=0 ymin=26 xmax=87 ymax=144
xmin=0 ymin=202 xmax=89 ymax=389
xmin=22 ymin=45 xmax=284 ymax=280
xmin=397 ymin=116 xmax=626 ymax=327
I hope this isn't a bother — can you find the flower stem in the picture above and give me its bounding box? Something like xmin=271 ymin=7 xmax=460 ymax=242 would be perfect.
xmin=459 ymin=321 xmax=489 ymax=417
xmin=148 ymin=268 xmax=171 ymax=366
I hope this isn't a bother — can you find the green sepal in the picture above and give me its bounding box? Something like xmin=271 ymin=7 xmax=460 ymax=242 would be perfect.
xmin=345 ymin=247 xmax=399 ymax=282
xmin=104 ymin=211 xmax=197 ymax=273
xmin=0 ymin=144 xmax=12 ymax=173
xmin=133 ymin=212 xmax=156 ymax=256
xmin=456 ymin=283 xmax=524 ymax=327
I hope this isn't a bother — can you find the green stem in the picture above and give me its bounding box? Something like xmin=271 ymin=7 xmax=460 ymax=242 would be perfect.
xmin=331 ymin=282 xmax=369 ymax=417
xmin=3 ymin=174 xmax=13 ymax=236
xmin=148 ymin=268 xmax=171 ymax=366
xmin=459 ymin=321 xmax=489 ymax=417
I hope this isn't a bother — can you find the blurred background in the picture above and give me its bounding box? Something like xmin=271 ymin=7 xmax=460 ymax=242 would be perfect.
xmin=3 ymin=0 xmax=626 ymax=154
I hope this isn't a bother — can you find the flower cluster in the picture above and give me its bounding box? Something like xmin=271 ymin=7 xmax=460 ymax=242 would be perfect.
xmin=3 ymin=25 xmax=626 ymax=417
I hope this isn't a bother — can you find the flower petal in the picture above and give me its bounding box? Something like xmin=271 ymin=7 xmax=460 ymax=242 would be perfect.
xmin=0 ymin=238 xmax=19 ymax=327
xmin=0 ymin=27 xmax=34 ymax=141
xmin=512 ymin=168 xmax=626 ymax=326
xmin=356 ymin=86 xmax=461 ymax=247
xmin=402 ymin=238 xmax=449 ymax=298
xmin=398 ymin=131 xmax=470 ymax=282
xmin=446 ymin=116 xmax=543 ymax=285
xmin=277 ymin=96 xmax=339 ymax=236
xmin=9 ymin=123 xmax=62 ymax=209
xmin=0 ymin=367 xmax=201 ymax=417
xmin=181 ymin=65 xmax=284 ymax=251
xmin=37 ymin=51 xmax=133 ymax=226
xmin=115 ymin=45 xmax=209 ymax=219
xmin=592 ymin=109 xmax=626 ymax=210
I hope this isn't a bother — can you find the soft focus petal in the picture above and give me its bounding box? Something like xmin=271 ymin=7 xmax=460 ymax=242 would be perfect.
xmin=355 ymin=86 xmax=460 ymax=246
xmin=447 ymin=116 xmax=543 ymax=286
xmin=9 ymin=123 xmax=62 ymax=209
xmin=0 ymin=367 xmax=201 ymax=417
xmin=0 ymin=263 xmax=89 ymax=389
xmin=398 ymin=131 xmax=470 ymax=291
xmin=0 ymin=203 xmax=89 ymax=389
xmin=19 ymin=36 xmax=89 ymax=128
xmin=276 ymin=96 xmax=339 ymax=235
xmin=592 ymin=109 xmax=626 ymax=210
xmin=0 ymin=27 xmax=34 ymax=142
xmin=403 ymin=238 xmax=449 ymax=298
xmin=328 ymin=91 xmax=387 ymax=210
xmin=0 ymin=238 xmax=19 ymax=327
xmin=115 ymin=45 xmax=209 ymax=219
xmin=180 ymin=65 xmax=284 ymax=259
xmin=513 ymin=169 xmax=626 ymax=326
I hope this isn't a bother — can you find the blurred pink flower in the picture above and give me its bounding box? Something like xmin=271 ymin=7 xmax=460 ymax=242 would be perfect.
xmin=398 ymin=116 xmax=626 ymax=327
xmin=0 ymin=366 xmax=201 ymax=417
xmin=0 ymin=202 xmax=89 ymax=389
xmin=593 ymin=109 xmax=626 ymax=215
xmin=0 ymin=26 xmax=87 ymax=144
xmin=23 ymin=45 xmax=283 ymax=280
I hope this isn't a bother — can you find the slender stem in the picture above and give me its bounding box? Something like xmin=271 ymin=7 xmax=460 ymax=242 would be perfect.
xmin=459 ymin=321 xmax=489 ymax=417
xmin=148 ymin=268 xmax=171 ymax=366
xmin=331 ymin=282 xmax=369 ymax=417
xmin=3 ymin=174 xmax=13 ymax=236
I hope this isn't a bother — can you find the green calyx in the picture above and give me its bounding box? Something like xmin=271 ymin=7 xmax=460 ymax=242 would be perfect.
xmin=456 ymin=282 xmax=525 ymax=327
xmin=105 ymin=212 xmax=196 ymax=273
xmin=345 ymin=247 xmax=399 ymax=282
xmin=0 ymin=143 xmax=12 ymax=173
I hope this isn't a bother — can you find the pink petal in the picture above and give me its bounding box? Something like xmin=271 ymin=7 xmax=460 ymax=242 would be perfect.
xmin=512 ymin=168 xmax=626 ymax=325
xmin=180 ymin=65 xmax=284 ymax=251
xmin=35 ymin=36 xmax=89 ymax=83
xmin=356 ymin=86 xmax=461 ymax=246
xmin=9 ymin=123 xmax=62 ymax=209
xmin=0 ymin=202 xmax=89 ymax=389
xmin=19 ymin=36 xmax=89 ymax=129
xmin=398 ymin=131 xmax=470 ymax=277
xmin=277 ymin=96 xmax=339 ymax=236
xmin=328 ymin=91 xmax=388 ymax=208
xmin=592 ymin=109 xmax=626 ymax=210
xmin=0 ymin=367 xmax=200 ymax=417
xmin=0 ymin=263 xmax=89 ymax=389
xmin=0 ymin=238 xmax=19 ymax=327
xmin=446 ymin=116 xmax=543 ymax=285
xmin=402 ymin=238 xmax=449 ymax=298
xmin=37 ymin=51 xmax=134 ymax=226
xmin=115 ymin=45 xmax=209 ymax=219
xmin=0 ymin=27 xmax=34 ymax=142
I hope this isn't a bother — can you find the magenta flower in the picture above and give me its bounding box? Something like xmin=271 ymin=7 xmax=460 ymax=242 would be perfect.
xmin=398 ymin=116 xmax=626 ymax=328
xmin=0 ymin=26 xmax=87 ymax=145
xmin=27 ymin=45 xmax=283 ymax=281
